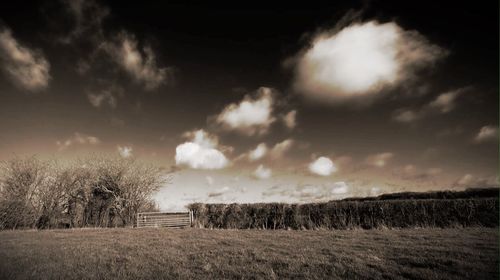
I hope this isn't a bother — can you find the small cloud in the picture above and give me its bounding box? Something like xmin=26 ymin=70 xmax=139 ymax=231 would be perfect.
xmin=474 ymin=125 xmax=498 ymax=143
xmin=101 ymin=32 xmax=173 ymax=90
xmin=282 ymin=110 xmax=297 ymax=129
xmin=330 ymin=181 xmax=349 ymax=194
xmin=0 ymin=28 xmax=50 ymax=91
xmin=59 ymin=0 xmax=109 ymax=44
xmin=393 ymin=164 xmax=442 ymax=181
xmin=253 ymin=164 xmax=272 ymax=179
xmin=87 ymin=85 xmax=122 ymax=109
xmin=270 ymin=139 xmax=294 ymax=159
xmin=370 ymin=186 xmax=382 ymax=196
xmin=175 ymin=129 xmax=229 ymax=170
xmin=208 ymin=186 xmax=230 ymax=198
xmin=428 ymin=89 xmax=463 ymax=113
xmin=214 ymin=87 xmax=276 ymax=136
xmin=454 ymin=174 xmax=498 ymax=189
xmin=248 ymin=143 xmax=268 ymax=161
xmin=270 ymin=181 xmax=350 ymax=202
xmin=56 ymin=132 xmax=100 ymax=150
xmin=457 ymin=174 xmax=474 ymax=186
xmin=308 ymin=156 xmax=336 ymax=176
xmin=117 ymin=145 xmax=133 ymax=158
xmin=392 ymin=109 xmax=421 ymax=123
xmin=290 ymin=20 xmax=447 ymax=104
xmin=393 ymin=87 xmax=470 ymax=123
xmin=365 ymin=152 xmax=393 ymax=167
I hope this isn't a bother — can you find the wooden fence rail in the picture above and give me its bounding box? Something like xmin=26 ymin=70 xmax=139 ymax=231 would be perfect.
xmin=136 ymin=211 xmax=193 ymax=228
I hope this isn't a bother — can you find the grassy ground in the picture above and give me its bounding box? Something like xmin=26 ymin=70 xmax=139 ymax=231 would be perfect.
xmin=0 ymin=228 xmax=498 ymax=280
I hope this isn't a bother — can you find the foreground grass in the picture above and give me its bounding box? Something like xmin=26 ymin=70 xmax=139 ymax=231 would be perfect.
xmin=0 ymin=228 xmax=498 ymax=279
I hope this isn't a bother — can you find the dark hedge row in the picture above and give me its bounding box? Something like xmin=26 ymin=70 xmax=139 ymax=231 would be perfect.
xmin=188 ymin=198 xmax=499 ymax=229
xmin=343 ymin=188 xmax=499 ymax=201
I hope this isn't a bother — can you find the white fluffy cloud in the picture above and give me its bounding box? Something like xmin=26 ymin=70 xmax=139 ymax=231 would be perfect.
xmin=474 ymin=125 xmax=498 ymax=143
xmin=365 ymin=152 xmax=393 ymax=167
xmin=215 ymin=87 xmax=276 ymax=135
xmin=248 ymin=143 xmax=268 ymax=161
xmin=308 ymin=156 xmax=336 ymax=176
xmin=0 ymin=28 xmax=50 ymax=91
xmin=56 ymin=132 xmax=100 ymax=150
xmin=117 ymin=146 xmax=133 ymax=158
xmin=253 ymin=164 xmax=272 ymax=179
xmin=175 ymin=129 xmax=229 ymax=170
xmin=282 ymin=110 xmax=297 ymax=129
xmin=292 ymin=21 xmax=446 ymax=103
xmin=102 ymin=32 xmax=173 ymax=90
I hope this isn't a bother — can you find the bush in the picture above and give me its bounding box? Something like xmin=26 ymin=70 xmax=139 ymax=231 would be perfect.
xmin=188 ymin=197 xmax=499 ymax=230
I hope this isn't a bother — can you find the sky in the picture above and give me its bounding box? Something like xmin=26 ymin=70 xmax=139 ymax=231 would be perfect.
xmin=0 ymin=1 xmax=498 ymax=210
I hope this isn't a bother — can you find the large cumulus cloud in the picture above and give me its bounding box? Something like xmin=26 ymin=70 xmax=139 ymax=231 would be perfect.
xmin=291 ymin=21 xmax=447 ymax=104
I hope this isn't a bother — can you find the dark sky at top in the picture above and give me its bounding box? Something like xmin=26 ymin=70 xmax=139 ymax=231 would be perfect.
xmin=0 ymin=1 xmax=497 ymax=209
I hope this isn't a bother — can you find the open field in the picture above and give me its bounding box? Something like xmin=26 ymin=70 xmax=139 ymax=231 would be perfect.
xmin=0 ymin=228 xmax=498 ymax=279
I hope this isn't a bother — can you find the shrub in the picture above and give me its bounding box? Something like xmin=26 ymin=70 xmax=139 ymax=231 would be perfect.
xmin=188 ymin=197 xmax=499 ymax=230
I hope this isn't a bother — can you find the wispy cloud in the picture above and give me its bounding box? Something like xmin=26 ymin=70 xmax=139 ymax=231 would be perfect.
xmin=59 ymin=0 xmax=109 ymax=44
xmin=282 ymin=110 xmax=297 ymax=129
xmin=270 ymin=139 xmax=294 ymax=159
xmin=87 ymin=84 xmax=122 ymax=109
xmin=365 ymin=152 xmax=394 ymax=167
xmin=263 ymin=182 xmax=349 ymax=202
xmin=454 ymin=173 xmax=498 ymax=189
xmin=474 ymin=125 xmax=498 ymax=143
xmin=101 ymin=32 xmax=173 ymax=90
xmin=56 ymin=132 xmax=100 ymax=150
xmin=393 ymin=87 xmax=470 ymax=123
xmin=0 ymin=28 xmax=50 ymax=91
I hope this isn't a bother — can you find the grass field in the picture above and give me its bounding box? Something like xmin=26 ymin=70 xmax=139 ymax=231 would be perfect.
xmin=0 ymin=228 xmax=498 ymax=279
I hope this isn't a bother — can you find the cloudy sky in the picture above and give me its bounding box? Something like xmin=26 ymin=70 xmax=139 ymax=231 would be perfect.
xmin=0 ymin=1 xmax=498 ymax=210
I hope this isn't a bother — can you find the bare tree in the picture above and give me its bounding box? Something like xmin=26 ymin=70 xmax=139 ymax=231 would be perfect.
xmin=0 ymin=156 xmax=170 ymax=229
xmin=0 ymin=157 xmax=50 ymax=229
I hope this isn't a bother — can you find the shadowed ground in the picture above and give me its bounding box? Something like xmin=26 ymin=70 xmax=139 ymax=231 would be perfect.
xmin=0 ymin=228 xmax=498 ymax=279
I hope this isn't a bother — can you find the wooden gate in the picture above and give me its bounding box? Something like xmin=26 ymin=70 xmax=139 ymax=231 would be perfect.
xmin=136 ymin=211 xmax=193 ymax=228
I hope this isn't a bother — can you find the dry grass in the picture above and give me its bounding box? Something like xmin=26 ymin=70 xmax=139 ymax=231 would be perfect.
xmin=0 ymin=228 xmax=498 ymax=279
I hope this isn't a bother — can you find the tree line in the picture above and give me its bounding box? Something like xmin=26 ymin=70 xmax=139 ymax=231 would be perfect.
xmin=0 ymin=157 xmax=167 ymax=229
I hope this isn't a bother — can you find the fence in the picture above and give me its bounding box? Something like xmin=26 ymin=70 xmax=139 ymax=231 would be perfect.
xmin=136 ymin=211 xmax=193 ymax=228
